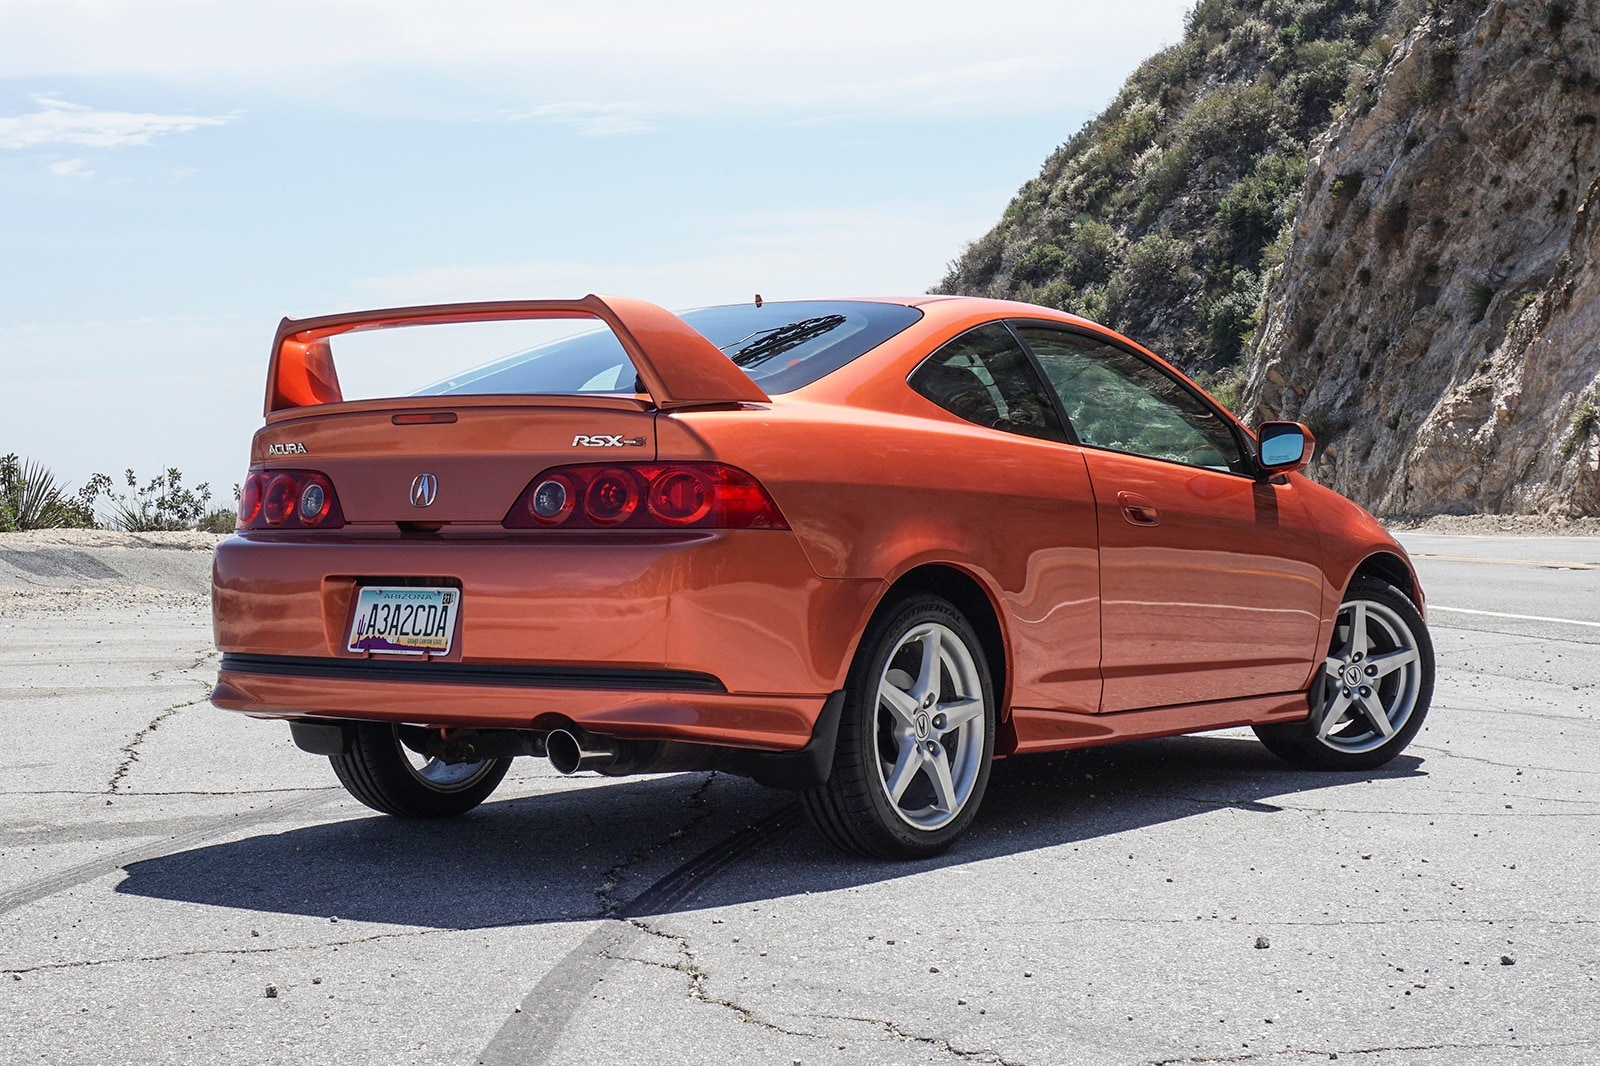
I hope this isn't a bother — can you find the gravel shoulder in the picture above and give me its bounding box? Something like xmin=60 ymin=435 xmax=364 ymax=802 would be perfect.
xmin=0 ymin=530 xmax=223 ymax=611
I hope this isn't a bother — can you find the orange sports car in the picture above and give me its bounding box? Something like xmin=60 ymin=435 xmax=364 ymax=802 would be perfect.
xmin=211 ymin=294 xmax=1434 ymax=858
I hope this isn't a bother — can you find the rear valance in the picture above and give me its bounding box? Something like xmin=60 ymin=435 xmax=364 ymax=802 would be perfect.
xmin=265 ymin=294 xmax=772 ymax=415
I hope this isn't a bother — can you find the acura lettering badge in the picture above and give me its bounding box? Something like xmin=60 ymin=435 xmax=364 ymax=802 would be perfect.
xmin=409 ymin=473 xmax=439 ymax=508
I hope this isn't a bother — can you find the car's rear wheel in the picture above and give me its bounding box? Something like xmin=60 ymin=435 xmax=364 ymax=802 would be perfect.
xmin=803 ymin=594 xmax=995 ymax=859
xmin=330 ymin=722 xmax=511 ymax=817
xmin=1254 ymin=576 xmax=1434 ymax=770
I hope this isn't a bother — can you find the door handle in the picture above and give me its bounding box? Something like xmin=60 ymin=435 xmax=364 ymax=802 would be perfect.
xmin=1117 ymin=491 xmax=1161 ymax=526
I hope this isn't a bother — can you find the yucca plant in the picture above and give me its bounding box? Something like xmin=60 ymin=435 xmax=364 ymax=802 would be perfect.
xmin=0 ymin=454 xmax=100 ymax=530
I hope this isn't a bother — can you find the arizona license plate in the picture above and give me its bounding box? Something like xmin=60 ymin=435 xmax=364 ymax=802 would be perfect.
xmin=347 ymin=586 xmax=459 ymax=655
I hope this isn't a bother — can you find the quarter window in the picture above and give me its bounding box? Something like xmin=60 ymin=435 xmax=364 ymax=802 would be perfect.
xmin=1016 ymin=326 xmax=1243 ymax=471
xmin=909 ymin=324 xmax=1066 ymax=443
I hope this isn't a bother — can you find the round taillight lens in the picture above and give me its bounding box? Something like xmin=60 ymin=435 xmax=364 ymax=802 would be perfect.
xmin=584 ymin=469 xmax=638 ymax=525
xmin=262 ymin=475 xmax=297 ymax=526
xmin=298 ymin=479 xmax=331 ymax=525
xmin=529 ymin=477 xmax=573 ymax=524
xmin=238 ymin=475 xmax=263 ymax=526
xmin=647 ymin=469 xmax=712 ymax=525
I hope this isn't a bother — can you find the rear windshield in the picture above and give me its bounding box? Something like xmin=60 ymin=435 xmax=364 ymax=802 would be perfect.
xmin=417 ymin=300 xmax=923 ymax=398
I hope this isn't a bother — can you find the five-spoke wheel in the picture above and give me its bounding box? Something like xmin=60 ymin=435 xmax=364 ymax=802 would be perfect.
xmin=804 ymin=594 xmax=995 ymax=858
xmin=1256 ymin=576 xmax=1434 ymax=770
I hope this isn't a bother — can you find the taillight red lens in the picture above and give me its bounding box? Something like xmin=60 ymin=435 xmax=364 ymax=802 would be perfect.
xmin=503 ymin=463 xmax=786 ymax=530
xmin=262 ymin=475 xmax=296 ymax=526
xmin=238 ymin=469 xmax=345 ymax=530
xmin=238 ymin=474 xmax=264 ymax=527
xmin=648 ymin=469 xmax=711 ymax=525
xmin=584 ymin=468 xmax=640 ymax=525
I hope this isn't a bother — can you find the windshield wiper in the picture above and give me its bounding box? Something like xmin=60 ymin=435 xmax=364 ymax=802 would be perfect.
xmin=720 ymin=315 xmax=847 ymax=370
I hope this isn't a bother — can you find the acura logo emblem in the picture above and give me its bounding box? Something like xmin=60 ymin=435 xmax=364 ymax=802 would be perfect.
xmin=409 ymin=473 xmax=438 ymax=508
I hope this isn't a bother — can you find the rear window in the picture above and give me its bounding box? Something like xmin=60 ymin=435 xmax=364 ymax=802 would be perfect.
xmin=417 ymin=300 xmax=923 ymax=398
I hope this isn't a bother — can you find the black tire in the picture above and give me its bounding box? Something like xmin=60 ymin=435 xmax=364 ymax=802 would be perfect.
xmin=330 ymin=722 xmax=511 ymax=817
xmin=1255 ymin=576 xmax=1434 ymax=770
xmin=803 ymin=594 xmax=996 ymax=859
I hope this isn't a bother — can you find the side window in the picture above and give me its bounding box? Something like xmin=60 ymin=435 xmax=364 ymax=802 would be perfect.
xmin=908 ymin=323 xmax=1066 ymax=443
xmin=1016 ymin=326 xmax=1243 ymax=471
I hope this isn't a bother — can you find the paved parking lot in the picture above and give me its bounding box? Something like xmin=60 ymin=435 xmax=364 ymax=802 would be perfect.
xmin=1 ymin=531 xmax=1596 ymax=1064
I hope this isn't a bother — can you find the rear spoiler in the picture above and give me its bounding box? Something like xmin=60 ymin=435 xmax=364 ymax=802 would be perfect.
xmin=264 ymin=294 xmax=772 ymax=415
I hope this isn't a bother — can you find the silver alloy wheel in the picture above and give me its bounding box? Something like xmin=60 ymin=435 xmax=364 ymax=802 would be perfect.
xmin=873 ymin=621 xmax=988 ymax=831
xmin=397 ymin=741 xmax=499 ymax=792
xmin=1312 ymin=598 xmax=1423 ymax=754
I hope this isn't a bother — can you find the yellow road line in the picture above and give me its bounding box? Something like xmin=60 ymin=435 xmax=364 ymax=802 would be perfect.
xmin=1412 ymin=553 xmax=1600 ymax=570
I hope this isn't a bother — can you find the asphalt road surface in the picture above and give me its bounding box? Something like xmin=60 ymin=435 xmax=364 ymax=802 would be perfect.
xmin=1 ymin=531 xmax=1596 ymax=1065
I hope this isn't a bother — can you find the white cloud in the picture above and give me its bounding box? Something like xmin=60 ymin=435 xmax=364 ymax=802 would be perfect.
xmin=344 ymin=206 xmax=988 ymax=311
xmin=509 ymin=102 xmax=656 ymax=137
xmin=0 ymin=1 xmax=1192 ymax=122
xmin=47 ymin=157 xmax=95 ymax=178
xmin=0 ymin=95 xmax=231 ymax=150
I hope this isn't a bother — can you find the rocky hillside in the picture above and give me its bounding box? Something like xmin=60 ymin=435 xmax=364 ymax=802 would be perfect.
xmin=941 ymin=0 xmax=1600 ymax=516
xmin=1244 ymin=0 xmax=1600 ymax=515
xmin=938 ymin=0 xmax=1418 ymax=397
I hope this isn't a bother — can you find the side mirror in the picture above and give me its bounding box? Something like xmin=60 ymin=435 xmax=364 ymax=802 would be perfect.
xmin=1256 ymin=421 xmax=1315 ymax=475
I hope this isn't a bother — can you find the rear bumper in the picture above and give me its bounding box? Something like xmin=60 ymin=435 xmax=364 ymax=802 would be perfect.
xmin=213 ymin=653 xmax=824 ymax=750
xmin=210 ymin=529 xmax=883 ymax=748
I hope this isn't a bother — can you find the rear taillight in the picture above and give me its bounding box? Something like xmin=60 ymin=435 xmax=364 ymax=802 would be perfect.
xmin=238 ymin=470 xmax=345 ymax=530
xmin=504 ymin=463 xmax=787 ymax=530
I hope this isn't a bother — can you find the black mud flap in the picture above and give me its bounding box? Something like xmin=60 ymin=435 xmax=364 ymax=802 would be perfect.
xmin=288 ymin=719 xmax=354 ymax=756
xmin=737 ymin=690 xmax=847 ymax=791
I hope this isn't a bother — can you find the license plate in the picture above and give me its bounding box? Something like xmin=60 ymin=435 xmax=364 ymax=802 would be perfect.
xmin=347 ymin=586 xmax=459 ymax=655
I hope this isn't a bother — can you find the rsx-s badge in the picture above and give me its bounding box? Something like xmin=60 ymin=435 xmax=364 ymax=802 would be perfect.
xmin=572 ymin=435 xmax=648 ymax=448
xmin=267 ymin=442 xmax=307 ymax=456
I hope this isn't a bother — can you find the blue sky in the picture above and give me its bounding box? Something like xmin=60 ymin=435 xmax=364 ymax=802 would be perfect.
xmin=2 ymin=0 xmax=1191 ymax=507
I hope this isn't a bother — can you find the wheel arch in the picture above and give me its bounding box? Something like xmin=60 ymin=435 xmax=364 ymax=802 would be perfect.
xmin=873 ymin=562 xmax=1011 ymax=734
xmin=1348 ymin=551 xmax=1422 ymax=609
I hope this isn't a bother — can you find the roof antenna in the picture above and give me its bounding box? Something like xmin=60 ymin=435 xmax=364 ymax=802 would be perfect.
xmin=754 ymin=293 xmax=763 ymax=308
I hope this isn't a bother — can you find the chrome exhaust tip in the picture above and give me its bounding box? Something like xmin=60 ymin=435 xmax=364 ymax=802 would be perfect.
xmin=546 ymin=728 xmax=615 ymax=775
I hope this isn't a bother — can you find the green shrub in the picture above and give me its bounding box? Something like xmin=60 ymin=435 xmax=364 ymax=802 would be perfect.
xmin=1466 ymin=280 xmax=1495 ymax=324
xmin=1213 ymin=151 xmax=1307 ymax=267
xmin=103 ymin=467 xmax=214 ymax=532
xmin=1179 ymin=83 xmax=1285 ymax=161
xmin=1202 ymin=270 xmax=1264 ymax=364
xmin=1330 ymin=170 xmax=1364 ymax=200
xmin=1376 ymin=199 xmax=1409 ymax=246
xmin=1563 ymin=399 xmax=1598 ymax=458
xmin=197 ymin=507 xmax=238 ymax=533
xmin=0 ymin=454 xmax=103 ymax=531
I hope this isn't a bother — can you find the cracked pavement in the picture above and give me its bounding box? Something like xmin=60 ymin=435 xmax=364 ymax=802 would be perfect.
xmin=2 ymin=531 xmax=1598 ymax=1065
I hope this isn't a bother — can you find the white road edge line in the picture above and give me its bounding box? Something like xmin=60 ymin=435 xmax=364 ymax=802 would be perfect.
xmin=1431 ymin=605 xmax=1600 ymax=629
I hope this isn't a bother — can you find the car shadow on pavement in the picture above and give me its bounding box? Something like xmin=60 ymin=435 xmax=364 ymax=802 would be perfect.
xmin=117 ymin=734 xmax=1424 ymax=928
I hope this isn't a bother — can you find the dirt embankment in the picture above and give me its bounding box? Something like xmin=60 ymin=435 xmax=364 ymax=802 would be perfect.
xmin=0 ymin=530 xmax=224 ymax=612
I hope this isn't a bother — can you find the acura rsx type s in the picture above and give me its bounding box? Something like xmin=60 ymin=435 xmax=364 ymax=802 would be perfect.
xmin=210 ymin=294 xmax=1434 ymax=859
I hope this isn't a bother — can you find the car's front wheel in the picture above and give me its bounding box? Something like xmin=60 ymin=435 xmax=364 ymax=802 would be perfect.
xmin=330 ymin=722 xmax=511 ymax=817
xmin=1255 ymin=576 xmax=1434 ymax=770
xmin=803 ymin=594 xmax=996 ymax=859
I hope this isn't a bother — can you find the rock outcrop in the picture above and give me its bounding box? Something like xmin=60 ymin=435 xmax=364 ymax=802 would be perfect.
xmin=1243 ymin=0 xmax=1600 ymax=515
